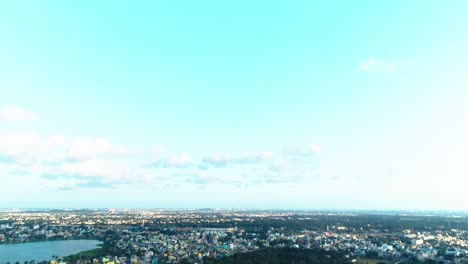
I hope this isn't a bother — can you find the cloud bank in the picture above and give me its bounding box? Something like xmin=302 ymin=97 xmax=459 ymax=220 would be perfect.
xmin=0 ymin=106 xmax=38 ymax=123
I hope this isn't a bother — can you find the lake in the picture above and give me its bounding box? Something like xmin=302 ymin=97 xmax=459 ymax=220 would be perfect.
xmin=0 ymin=240 xmax=101 ymax=263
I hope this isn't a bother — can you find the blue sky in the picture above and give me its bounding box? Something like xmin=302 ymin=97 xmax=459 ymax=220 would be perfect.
xmin=1 ymin=1 xmax=467 ymax=209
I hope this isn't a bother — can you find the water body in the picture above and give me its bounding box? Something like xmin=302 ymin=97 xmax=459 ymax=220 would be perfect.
xmin=0 ymin=240 xmax=101 ymax=263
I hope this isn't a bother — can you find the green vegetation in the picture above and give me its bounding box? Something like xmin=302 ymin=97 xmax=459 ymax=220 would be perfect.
xmin=356 ymin=258 xmax=395 ymax=264
xmin=63 ymin=248 xmax=103 ymax=260
xmin=62 ymin=231 xmax=121 ymax=262
xmin=204 ymin=248 xmax=350 ymax=264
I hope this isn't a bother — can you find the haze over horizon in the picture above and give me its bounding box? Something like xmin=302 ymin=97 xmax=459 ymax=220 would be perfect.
xmin=1 ymin=1 xmax=467 ymax=210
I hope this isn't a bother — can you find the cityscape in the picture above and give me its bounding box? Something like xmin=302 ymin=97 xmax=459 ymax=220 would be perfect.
xmin=1 ymin=209 xmax=468 ymax=263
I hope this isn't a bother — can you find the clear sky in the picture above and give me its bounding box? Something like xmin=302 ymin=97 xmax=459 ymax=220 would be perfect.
xmin=1 ymin=1 xmax=467 ymax=210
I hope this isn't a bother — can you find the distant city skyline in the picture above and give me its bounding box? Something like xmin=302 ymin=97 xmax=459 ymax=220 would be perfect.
xmin=1 ymin=1 xmax=467 ymax=209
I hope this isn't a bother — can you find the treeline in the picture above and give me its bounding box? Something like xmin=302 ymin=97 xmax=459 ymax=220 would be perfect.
xmin=203 ymin=248 xmax=350 ymax=264
xmin=143 ymin=214 xmax=468 ymax=233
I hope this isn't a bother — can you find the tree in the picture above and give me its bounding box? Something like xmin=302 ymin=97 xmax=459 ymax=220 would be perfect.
xmin=366 ymin=251 xmax=379 ymax=259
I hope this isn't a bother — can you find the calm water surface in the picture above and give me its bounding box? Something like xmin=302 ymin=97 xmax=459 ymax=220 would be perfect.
xmin=0 ymin=240 xmax=101 ymax=263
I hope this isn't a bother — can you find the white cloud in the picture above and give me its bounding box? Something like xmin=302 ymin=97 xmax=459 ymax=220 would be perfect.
xmin=202 ymin=152 xmax=272 ymax=167
xmin=268 ymin=160 xmax=289 ymax=172
xmin=0 ymin=130 xmax=325 ymax=190
xmin=150 ymin=153 xmax=193 ymax=168
xmin=68 ymin=138 xmax=127 ymax=160
xmin=185 ymin=170 xmax=216 ymax=184
xmin=38 ymin=157 xmax=146 ymax=189
xmin=0 ymin=133 xmax=129 ymax=164
xmin=61 ymin=159 xmax=132 ymax=180
xmin=310 ymin=144 xmax=322 ymax=154
xmin=0 ymin=132 xmax=65 ymax=164
xmin=166 ymin=153 xmax=192 ymax=167
xmin=284 ymin=144 xmax=322 ymax=157
xmin=0 ymin=106 xmax=38 ymax=123
xmin=150 ymin=147 xmax=164 ymax=160
xmin=357 ymin=58 xmax=406 ymax=73
xmin=0 ymin=133 xmax=136 ymax=185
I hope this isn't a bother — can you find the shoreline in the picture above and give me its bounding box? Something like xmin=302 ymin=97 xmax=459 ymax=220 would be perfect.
xmin=0 ymin=238 xmax=102 ymax=245
xmin=0 ymin=239 xmax=103 ymax=263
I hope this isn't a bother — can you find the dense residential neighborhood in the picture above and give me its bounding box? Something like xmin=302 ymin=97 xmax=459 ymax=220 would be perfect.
xmin=1 ymin=210 xmax=468 ymax=263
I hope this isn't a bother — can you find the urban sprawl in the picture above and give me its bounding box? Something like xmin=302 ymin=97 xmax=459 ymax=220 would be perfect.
xmin=1 ymin=209 xmax=468 ymax=264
